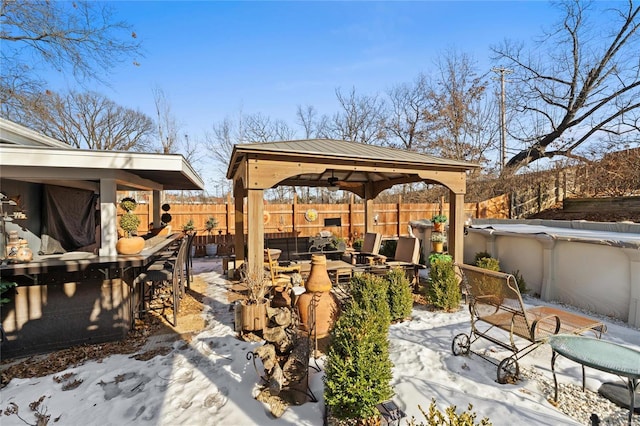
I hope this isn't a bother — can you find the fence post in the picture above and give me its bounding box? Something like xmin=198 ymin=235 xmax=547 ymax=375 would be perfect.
xmin=537 ymin=183 xmax=542 ymax=213
xmin=509 ymin=192 xmax=514 ymax=219
xmin=397 ymin=194 xmax=402 ymax=237
xmin=292 ymin=194 xmax=298 ymax=237
xmin=349 ymin=194 xmax=355 ymax=239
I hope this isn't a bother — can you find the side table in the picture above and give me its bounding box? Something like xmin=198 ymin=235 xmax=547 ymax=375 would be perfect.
xmin=548 ymin=334 xmax=640 ymax=425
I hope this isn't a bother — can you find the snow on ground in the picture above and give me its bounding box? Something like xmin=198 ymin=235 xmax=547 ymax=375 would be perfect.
xmin=1 ymin=258 xmax=638 ymax=425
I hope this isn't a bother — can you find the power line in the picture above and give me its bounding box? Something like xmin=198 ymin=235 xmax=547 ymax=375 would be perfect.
xmin=492 ymin=67 xmax=513 ymax=171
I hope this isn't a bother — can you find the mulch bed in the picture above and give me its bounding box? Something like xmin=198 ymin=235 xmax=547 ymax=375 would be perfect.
xmin=0 ymin=286 xmax=205 ymax=389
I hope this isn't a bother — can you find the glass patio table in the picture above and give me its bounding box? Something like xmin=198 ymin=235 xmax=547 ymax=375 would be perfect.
xmin=548 ymin=334 xmax=640 ymax=425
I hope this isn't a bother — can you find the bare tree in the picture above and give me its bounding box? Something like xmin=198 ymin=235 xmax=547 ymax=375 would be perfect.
xmin=244 ymin=113 xmax=296 ymax=142
xmin=421 ymin=50 xmax=495 ymax=167
xmin=329 ymin=87 xmax=387 ymax=144
xmin=385 ymin=73 xmax=433 ymax=152
xmin=1 ymin=0 xmax=141 ymax=119
xmin=20 ymin=90 xmax=155 ymax=151
xmin=493 ymin=0 xmax=640 ymax=172
xmin=153 ymin=86 xmax=180 ymax=154
xmin=296 ymin=104 xmax=331 ymax=138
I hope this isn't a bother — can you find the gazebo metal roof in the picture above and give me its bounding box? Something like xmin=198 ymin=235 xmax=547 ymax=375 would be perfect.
xmin=227 ymin=139 xmax=480 ymax=277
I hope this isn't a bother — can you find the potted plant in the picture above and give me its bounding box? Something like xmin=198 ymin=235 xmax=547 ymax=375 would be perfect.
xmin=428 ymin=252 xmax=453 ymax=265
xmin=116 ymin=197 xmax=145 ymax=255
xmin=431 ymin=214 xmax=447 ymax=232
xmin=182 ymin=218 xmax=197 ymax=257
xmin=204 ymin=216 xmax=218 ymax=256
xmin=182 ymin=219 xmax=195 ymax=233
xmin=235 ymin=271 xmax=269 ymax=333
xmin=430 ymin=232 xmax=447 ymax=253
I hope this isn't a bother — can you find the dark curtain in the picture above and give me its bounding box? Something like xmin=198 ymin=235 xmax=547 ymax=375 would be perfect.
xmin=40 ymin=185 xmax=98 ymax=254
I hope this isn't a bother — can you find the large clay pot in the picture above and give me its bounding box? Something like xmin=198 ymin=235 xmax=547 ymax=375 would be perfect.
xmin=296 ymin=291 xmax=339 ymax=338
xmin=305 ymin=254 xmax=333 ymax=292
xmin=116 ymin=236 xmax=145 ymax=255
xmin=296 ymin=254 xmax=339 ymax=338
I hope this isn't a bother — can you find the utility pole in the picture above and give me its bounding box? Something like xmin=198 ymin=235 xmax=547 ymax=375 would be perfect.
xmin=492 ymin=67 xmax=512 ymax=171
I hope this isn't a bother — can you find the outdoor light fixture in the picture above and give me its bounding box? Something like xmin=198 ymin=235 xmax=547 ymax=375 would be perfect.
xmin=464 ymin=215 xmax=473 ymax=235
xmin=327 ymin=171 xmax=339 ymax=192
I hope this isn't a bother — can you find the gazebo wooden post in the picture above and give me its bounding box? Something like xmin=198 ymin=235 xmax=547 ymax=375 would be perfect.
xmin=233 ymin=180 xmax=246 ymax=266
xmin=449 ymin=192 xmax=466 ymax=264
xmin=364 ymin=184 xmax=375 ymax=234
xmin=247 ymin=189 xmax=265 ymax=278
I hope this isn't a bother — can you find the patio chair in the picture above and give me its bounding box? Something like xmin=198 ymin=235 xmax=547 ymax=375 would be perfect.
xmin=264 ymin=248 xmax=302 ymax=288
xmin=136 ymin=236 xmax=189 ymax=327
xmin=349 ymin=232 xmax=382 ymax=265
xmin=452 ymin=263 xmax=607 ymax=384
xmin=363 ymin=236 xmax=424 ymax=284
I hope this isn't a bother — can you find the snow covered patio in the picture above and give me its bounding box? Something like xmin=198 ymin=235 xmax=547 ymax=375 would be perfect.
xmin=1 ymin=257 xmax=639 ymax=425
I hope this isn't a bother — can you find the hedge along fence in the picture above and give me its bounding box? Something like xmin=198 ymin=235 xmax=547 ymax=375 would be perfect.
xmin=122 ymin=195 xmax=509 ymax=247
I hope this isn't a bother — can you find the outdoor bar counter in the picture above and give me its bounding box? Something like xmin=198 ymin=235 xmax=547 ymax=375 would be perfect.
xmin=0 ymin=233 xmax=182 ymax=359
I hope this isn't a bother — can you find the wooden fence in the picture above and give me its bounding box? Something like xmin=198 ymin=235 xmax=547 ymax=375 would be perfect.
xmin=563 ymin=196 xmax=640 ymax=213
xmin=127 ymin=195 xmax=509 ymax=247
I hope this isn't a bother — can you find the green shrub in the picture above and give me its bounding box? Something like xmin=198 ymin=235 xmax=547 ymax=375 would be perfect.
xmin=349 ymin=273 xmax=390 ymax=320
xmin=475 ymin=256 xmax=500 ymax=272
xmin=511 ymin=269 xmax=527 ymax=294
xmin=408 ymin=399 xmax=492 ymax=426
xmin=379 ymin=239 xmax=397 ymax=258
xmin=426 ymin=259 xmax=461 ymax=311
xmin=119 ymin=197 xmax=137 ymax=212
xmin=428 ymin=253 xmax=452 ymax=265
xmin=473 ymin=251 xmax=492 ymax=265
xmin=324 ymin=274 xmax=393 ymax=421
xmin=1 ymin=279 xmax=17 ymax=306
xmin=352 ymin=238 xmax=364 ymax=251
xmin=386 ymin=268 xmax=413 ymax=322
xmin=431 ymin=214 xmax=447 ymax=224
xmin=119 ymin=212 xmax=140 ymax=237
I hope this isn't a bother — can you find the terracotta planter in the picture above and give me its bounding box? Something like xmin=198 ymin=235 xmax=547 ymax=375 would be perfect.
xmin=433 ymin=222 xmax=445 ymax=233
xmin=116 ymin=236 xmax=145 ymax=255
xmin=238 ymin=298 xmax=268 ymax=332
xmin=296 ymin=291 xmax=339 ymax=338
xmin=305 ymin=254 xmax=332 ymax=292
xmin=296 ymin=254 xmax=339 ymax=338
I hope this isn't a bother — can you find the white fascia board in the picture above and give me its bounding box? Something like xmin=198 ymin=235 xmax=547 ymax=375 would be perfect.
xmin=0 ymin=118 xmax=73 ymax=149
xmin=1 ymin=165 xmax=163 ymax=191
xmin=0 ymin=146 xmax=204 ymax=191
xmin=1 ymin=145 xmax=177 ymax=169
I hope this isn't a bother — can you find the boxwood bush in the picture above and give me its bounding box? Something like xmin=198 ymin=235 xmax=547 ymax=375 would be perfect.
xmin=324 ymin=273 xmax=393 ymax=421
xmin=426 ymin=259 xmax=461 ymax=311
xmin=386 ymin=268 xmax=413 ymax=322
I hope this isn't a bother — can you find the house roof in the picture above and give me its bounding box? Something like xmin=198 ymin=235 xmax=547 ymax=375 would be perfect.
xmin=0 ymin=118 xmax=204 ymax=191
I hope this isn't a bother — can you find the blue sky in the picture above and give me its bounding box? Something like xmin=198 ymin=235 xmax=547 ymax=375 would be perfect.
xmin=46 ymin=1 xmax=560 ymax=191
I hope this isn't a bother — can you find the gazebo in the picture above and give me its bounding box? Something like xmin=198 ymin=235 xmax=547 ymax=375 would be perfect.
xmin=226 ymin=139 xmax=479 ymax=276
